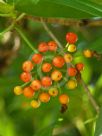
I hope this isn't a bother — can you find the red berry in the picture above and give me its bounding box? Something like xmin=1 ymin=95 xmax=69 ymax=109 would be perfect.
xmin=42 ymin=63 xmax=52 ymax=73
xmin=30 ymin=80 xmax=41 ymax=91
xmin=48 ymin=41 xmax=57 ymax=51
xmin=23 ymin=86 xmax=34 ymax=98
xmin=67 ymin=67 xmax=77 ymax=76
xmin=53 ymin=56 xmax=65 ymax=68
xmin=66 ymin=32 xmax=78 ymax=44
xmin=75 ymin=63 xmax=84 ymax=71
xmin=20 ymin=72 xmax=31 ymax=82
xmin=22 ymin=60 xmax=33 ymax=72
xmin=32 ymin=53 xmax=43 ymax=64
xmin=38 ymin=42 xmax=48 ymax=52
xmin=41 ymin=76 xmax=52 ymax=87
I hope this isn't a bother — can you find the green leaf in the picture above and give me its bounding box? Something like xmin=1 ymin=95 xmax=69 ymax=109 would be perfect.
xmin=8 ymin=0 xmax=102 ymax=19
xmin=94 ymin=107 xmax=102 ymax=136
xmin=0 ymin=2 xmax=14 ymax=13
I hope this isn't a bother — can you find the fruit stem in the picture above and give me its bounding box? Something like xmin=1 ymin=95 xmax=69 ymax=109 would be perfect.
xmin=40 ymin=18 xmax=64 ymax=54
xmin=21 ymin=82 xmax=30 ymax=88
xmin=80 ymin=78 xmax=100 ymax=114
xmin=65 ymin=43 xmax=69 ymax=48
xmin=15 ymin=26 xmax=38 ymax=53
xmin=84 ymin=115 xmax=98 ymax=124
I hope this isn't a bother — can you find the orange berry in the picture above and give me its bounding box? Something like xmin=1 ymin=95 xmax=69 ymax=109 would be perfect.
xmin=83 ymin=49 xmax=93 ymax=58
xmin=30 ymin=80 xmax=41 ymax=91
xmin=38 ymin=42 xmax=48 ymax=52
xmin=20 ymin=72 xmax=31 ymax=82
xmin=64 ymin=53 xmax=73 ymax=63
xmin=42 ymin=63 xmax=52 ymax=73
xmin=32 ymin=53 xmax=43 ymax=64
xmin=14 ymin=86 xmax=23 ymax=95
xmin=48 ymin=41 xmax=57 ymax=51
xmin=53 ymin=56 xmax=65 ymax=68
xmin=39 ymin=92 xmax=50 ymax=103
xmin=51 ymin=70 xmax=62 ymax=81
xmin=59 ymin=94 xmax=69 ymax=104
xmin=67 ymin=67 xmax=77 ymax=76
xmin=22 ymin=60 xmax=33 ymax=72
xmin=48 ymin=88 xmax=58 ymax=97
xmin=31 ymin=100 xmax=41 ymax=108
xmin=66 ymin=32 xmax=78 ymax=44
xmin=23 ymin=86 xmax=34 ymax=98
xmin=41 ymin=76 xmax=52 ymax=87
xmin=75 ymin=62 xmax=84 ymax=71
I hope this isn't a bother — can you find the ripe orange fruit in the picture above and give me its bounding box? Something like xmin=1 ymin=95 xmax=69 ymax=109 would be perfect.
xmin=32 ymin=53 xmax=43 ymax=64
xmin=42 ymin=63 xmax=52 ymax=73
xmin=83 ymin=49 xmax=93 ymax=58
xmin=59 ymin=94 xmax=69 ymax=104
xmin=30 ymin=80 xmax=41 ymax=91
xmin=23 ymin=87 xmax=34 ymax=98
xmin=22 ymin=60 xmax=33 ymax=72
xmin=51 ymin=70 xmax=62 ymax=81
xmin=66 ymin=32 xmax=78 ymax=44
xmin=39 ymin=92 xmax=50 ymax=103
xmin=48 ymin=41 xmax=57 ymax=51
xmin=67 ymin=67 xmax=77 ymax=76
xmin=53 ymin=56 xmax=65 ymax=68
xmin=75 ymin=62 xmax=84 ymax=71
xmin=38 ymin=42 xmax=48 ymax=52
xmin=41 ymin=76 xmax=52 ymax=87
xmin=20 ymin=72 xmax=31 ymax=82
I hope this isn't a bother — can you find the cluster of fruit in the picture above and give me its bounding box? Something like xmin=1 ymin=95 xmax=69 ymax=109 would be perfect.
xmin=14 ymin=32 xmax=94 ymax=111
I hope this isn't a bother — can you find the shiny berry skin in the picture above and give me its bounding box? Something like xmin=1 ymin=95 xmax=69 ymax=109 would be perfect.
xmin=67 ymin=67 xmax=77 ymax=76
xmin=38 ymin=42 xmax=48 ymax=52
xmin=48 ymin=88 xmax=58 ymax=97
xmin=75 ymin=63 xmax=84 ymax=71
xmin=30 ymin=100 xmax=41 ymax=108
xmin=23 ymin=87 xmax=34 ymax=98
xmin=30 ymin=80 xmax=41 ymax=91
xmin=41 ymin=76 xmax=52 ymax=87
xmin=83 ymin=49 xmax=93 ymax=58
xmin=66 ymin=32 xmax=78 ymax=44
xmin=20 ymin=72 xmax=31 ymax=82
xmin=68 ymin=44 xmax=76 ymax=52
xmin=53 ymin=56 xmax=65 ymax=68
xmin=39 ymin=92 xmax=50 ymax=103
xmin=51 ymin=70 xmax=62 ymax=81
xmin=32 ymin=53 xmax=43 ymax=64
xmin=22 ymin=60 xmax=33 ymax=72
xmin=48 ymin=41 xmax=57 ymax=51
xmin=66 ymin=79 xmax=77 ymax=89
xmin=42 ymin=63 xmax=52 ymax=73
xmin=64 ymin=53 xmax=73 ymax=63
xmin=14 ymin=86 xmax=23 ymax=95
xmin=59 ymin=94 xmax=69 ymax=104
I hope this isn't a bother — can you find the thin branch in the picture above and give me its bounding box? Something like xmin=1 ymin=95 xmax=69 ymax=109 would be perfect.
xmin=40 ymin=18 xmax=64 ymax=51
xmin=26 ymin=16 xmax=102 ymax=27
xmin=80 ymin=78 xmax=100 ymax=114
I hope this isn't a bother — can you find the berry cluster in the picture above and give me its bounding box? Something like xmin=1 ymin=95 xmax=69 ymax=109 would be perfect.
xmin=14 ymin=32 xmax=94 ymax=112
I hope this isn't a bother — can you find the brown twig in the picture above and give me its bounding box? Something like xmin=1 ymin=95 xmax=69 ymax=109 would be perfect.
xmin=80 ymin=78 xmax=100 ymax=114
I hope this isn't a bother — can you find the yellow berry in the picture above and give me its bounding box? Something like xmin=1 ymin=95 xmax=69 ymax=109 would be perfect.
xmin=14 ymin=86 xmax=23 ymax=95
xmin=66 ymin=79 xmax=77 ymax=89
xmin=83 ymin=49 xmax=93 ymax=58
xmin=64 ymin=53 xmax=73 ymax=63
xmin=48 ymin=88 xmax=58 ymax=97
xmin=68 ymin=44 xmax=76 ymax=52
xmin=30 ymin=100 xmax=40 ymax=108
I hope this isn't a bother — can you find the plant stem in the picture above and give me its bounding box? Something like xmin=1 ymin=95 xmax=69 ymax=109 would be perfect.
xmin=40 ymin=18 xmax=64 ymax=53
xmin=80 ymin=78 xmax=100 ymax=114
xmin=15 ymin=26 xmax=38 ymax=53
